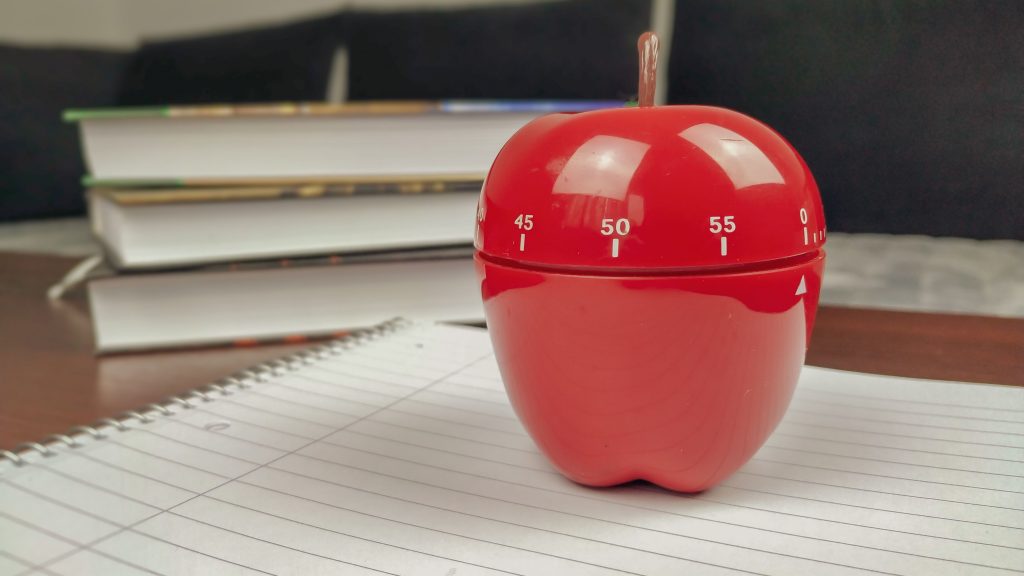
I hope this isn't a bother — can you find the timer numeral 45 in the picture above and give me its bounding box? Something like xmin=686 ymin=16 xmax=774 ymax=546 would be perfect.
xmin=514 ymin=214 xmax=534 ymax=230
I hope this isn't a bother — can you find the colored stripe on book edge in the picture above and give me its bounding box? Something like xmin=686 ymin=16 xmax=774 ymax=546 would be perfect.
xmin=63 ymin=106 xmax=170 ymax=122
xmin=82 ymin=176 xmax=184 ymax=188
xmin=64 ymin=100 xmax=623 ymax=122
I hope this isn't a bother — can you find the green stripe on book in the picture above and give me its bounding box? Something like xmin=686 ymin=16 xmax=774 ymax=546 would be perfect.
xmin=63 ymin=107 xmax=171 ymax=122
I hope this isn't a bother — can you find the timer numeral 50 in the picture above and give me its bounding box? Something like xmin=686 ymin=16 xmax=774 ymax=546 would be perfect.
xmin=600 ymin=218 xmax=631 ymax=236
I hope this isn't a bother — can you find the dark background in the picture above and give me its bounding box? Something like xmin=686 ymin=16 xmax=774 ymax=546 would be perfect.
xmin=1 ymin=0 xmax=1021 ymax=239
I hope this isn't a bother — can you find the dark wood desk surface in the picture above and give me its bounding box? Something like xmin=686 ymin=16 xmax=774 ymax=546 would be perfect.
xmin=2 ymin=251 xmax=1022 ymax=450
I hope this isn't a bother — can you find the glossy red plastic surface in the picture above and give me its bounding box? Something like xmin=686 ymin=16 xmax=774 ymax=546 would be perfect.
xmin=475 ymin=105 xmax=826 ymax=491
xmin=476 ymin=106 xmax=825 ymax=271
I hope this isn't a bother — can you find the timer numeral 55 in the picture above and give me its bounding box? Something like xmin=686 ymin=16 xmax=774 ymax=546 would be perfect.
xmin=708 ymin=216 xmax=736 ymax=234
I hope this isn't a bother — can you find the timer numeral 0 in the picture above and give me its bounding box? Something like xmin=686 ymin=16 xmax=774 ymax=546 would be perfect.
xmin=709 ymin=216 xmax=736 ymax=234
xmin=601 ymin=218 xmax=630 ymax=236
xmin=514 ymin=214 xmax=534 ymax=230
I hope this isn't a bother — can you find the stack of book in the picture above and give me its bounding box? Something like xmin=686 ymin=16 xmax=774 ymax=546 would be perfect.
xmin=66 ymin=101 xmax=618 ymax=352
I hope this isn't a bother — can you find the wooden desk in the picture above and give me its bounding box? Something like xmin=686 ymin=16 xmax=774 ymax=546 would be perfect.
xmin=1 ymin=251 xmax=1022 ymax=450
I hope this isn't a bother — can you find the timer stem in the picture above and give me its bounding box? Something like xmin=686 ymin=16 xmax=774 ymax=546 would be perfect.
xmin=637 ymin=31 xmax=659 ymax=107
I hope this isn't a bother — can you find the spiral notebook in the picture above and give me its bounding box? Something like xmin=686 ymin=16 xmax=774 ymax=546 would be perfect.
xmin=1 ymin=321 xmax=1021 ymax=575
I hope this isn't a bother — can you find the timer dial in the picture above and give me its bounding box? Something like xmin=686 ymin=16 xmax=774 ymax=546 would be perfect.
xmin=476 ymin=106 xmax=825 ymax=272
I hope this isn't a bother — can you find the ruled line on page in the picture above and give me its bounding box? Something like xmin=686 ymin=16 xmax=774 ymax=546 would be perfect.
xmin=258 ymin=448 xmax=1007 ymax=573
xmin=19 ymin=528 xmax=169 ymax=573
xmin=760 ymin=444 xmax=1023 ymax=477
xmin=288 ymin=370 xmax=415 ymax=400
xmin=0 ymin=510 xmax=82 ymax=561
xmin=0 ymin=550 xmax=32 ymax=572
xmin=156 ymin=409 xmax=310 ymax=452
xmin=8 ymin=422 xmax=1015 ymax=561
xmin=69 ymin=450 xmax=216 ymax=491
xmin=189 ymin=400 xmax=332 ymax=437
xmin=221 ymin=478 xmax=769 ymax=576
xmin=359 ymin=404 xmax=1021 ymax=492
xmin=258 ymin=380 xmax=399 ymax=411
xmin=1 ymin=481 xmax=132 ymax=531
xmin=324 ymin=356 xmax=453 ymax=382
xmin=220 ymin=389 xmax=369 ymax=425
xmin=348 ymin=349 xmax=472 ymax=373
xmin=6 ymin=471 xmax=272 ymax=576
xmin=294 ymin=435 xmax=1024 ymax=551
xmin=204 ymin=481 xmax=665 ymax=576
xmin=157 ymin=510 xmax=402 ymax=576
xmin=131 ymin=427 xmax=267 ymax=466
xmin=115 ymin=425 xmax=261 ymax=478
xmin=749 ymin=455 xmax=1023 ymax=493
xmin=333 ymin=418 xmax=1024 ymax=532
xmin=140 ymin=346 xmax=492 ymax=573
xmin=192 ymin=495 xmax=523 ymax=576
xmin=795 ymin=382 xmax=1024 ymax=413
xmin=22 ymin=397 xmax=536 ymax=569
xmin=366 ymin=407 xmax=1021 ymax=496
xmin=3 ymin=324 xmax=1023 ymax=575
xmin=339 ymin=414 xmax=1024 ymax=522
xmin=334 ymin=426 xmax=1024 ymax=546
xmin=339 ymin=412 xmax=1019 ymax=516
xmin=9 ymin=461 xmax=1024 ymax=573
xmin=768 ymin=430 xmax=1024 ymax=463
xmin=109 ymin=527 xmax=276 ymax=576
xmin=791 ymin=395 xmax=1024 ymax=425
xmin=177 ymin=408 xmax=316 ymax=442
xmin=383 ymin=394 xmax=1023 ymax=443
xmin=794 ymin=377 xmax=1024 ymax=412
xmin=6 ymin=326 xmax=494 ymax=574
xmin=357 ymin=392 xmax=1024 ymax=449
xmin=3 ymin=467 xmax=161 ymax=523
xmin=297 ymin=365 xmax=434 ymax=394
xmin=64 ymin=348 xmax=494 ymax=576
xmin=45 ymin=549 xmax=164 ymax=576
xmin=241 ymin=388 xmax=375 ymax=418
xmin=4 ymin=479 xmax=280 ymax=573
xmin=262 ymin=448 xmax=1015 ymax=569
xmin=61 ymin=450 xmax=222 ymax=494
xmin=778 ymin=419 xmax=1024 ymax=450
xmin=783 ymin=408 xmax=1024 ymax=438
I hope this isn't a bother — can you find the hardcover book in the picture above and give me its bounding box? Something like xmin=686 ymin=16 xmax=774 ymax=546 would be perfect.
xmin=66 ymin=100 xmax=622 ymax=183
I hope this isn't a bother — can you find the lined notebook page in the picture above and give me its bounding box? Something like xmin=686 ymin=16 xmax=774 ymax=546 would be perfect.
xmin=1 ymin=323 xmax=1021 ymax=575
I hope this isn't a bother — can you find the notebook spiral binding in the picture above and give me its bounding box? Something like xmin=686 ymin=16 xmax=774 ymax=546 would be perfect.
xmin=0 ymin=318 xmax=411 ymax=470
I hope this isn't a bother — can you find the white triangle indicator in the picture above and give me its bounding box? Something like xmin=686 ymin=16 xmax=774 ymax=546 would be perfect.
xmin=795 ymin=275 xmax=807 ymax=296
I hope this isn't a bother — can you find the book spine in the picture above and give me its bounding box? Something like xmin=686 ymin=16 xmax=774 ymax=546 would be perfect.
xmin=0 ymin=319 xmax=410 ymax=469
xmin=84 ymin=175 xmax=485 ymax=192
xmin=92 ymin=179 xmax=484 ymax=206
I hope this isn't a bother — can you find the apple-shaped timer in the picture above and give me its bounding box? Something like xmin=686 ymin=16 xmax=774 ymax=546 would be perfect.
xmin=474 ymin=33 xmax=825 ymax=492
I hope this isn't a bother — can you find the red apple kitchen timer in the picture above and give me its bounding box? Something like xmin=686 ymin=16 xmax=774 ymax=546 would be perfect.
xmin=474 ymin=32 xmax=826 ymax=492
